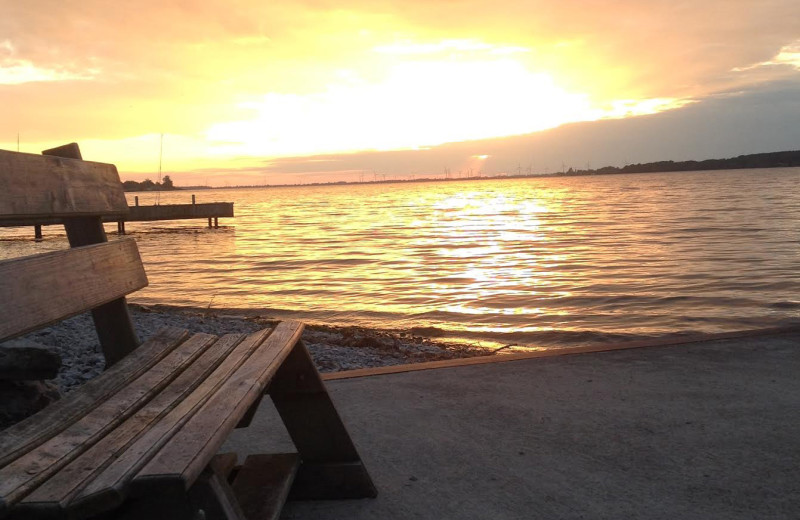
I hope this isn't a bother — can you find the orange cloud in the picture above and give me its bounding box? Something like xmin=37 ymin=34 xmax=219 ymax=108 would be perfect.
xmin=1 ymin=0 xmax=798 ymax=178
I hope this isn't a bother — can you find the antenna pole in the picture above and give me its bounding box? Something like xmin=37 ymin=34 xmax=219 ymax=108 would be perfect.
xmin=158 ymin=133 xmax=164 ymax=184
xmin=156 ymin=133 xmax=164 ymax=205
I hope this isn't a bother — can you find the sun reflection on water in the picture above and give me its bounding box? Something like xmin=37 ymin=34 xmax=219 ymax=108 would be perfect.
xmin=5 ymin=169 xmax=799 ymax=348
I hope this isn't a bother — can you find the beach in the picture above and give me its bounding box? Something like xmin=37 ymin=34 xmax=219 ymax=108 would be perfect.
xmin=26 ymin=304 xmax=494 ymax=394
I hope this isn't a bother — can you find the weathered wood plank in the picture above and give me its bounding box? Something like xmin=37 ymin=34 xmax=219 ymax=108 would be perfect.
xmin=269 ymin=340 xmax=377 ymax=499
xmin=0 ymin=203 xmax=235 ymax=228
xmin=0 ymin=239 xmax=148 ymax=343
xmin=68 ymin=327 xmax=279 ymax=517
xmin=0 ymin=333 xmax=217 ymax=513
xmin=0 ymin=327 xmax=189 ymax=468
xmin=42 ymin=143 xmax=83 ymax=160
xmin=231 ymin=453 xmax=300 ymax=520
xmin=62 ymin=216 xmax=108 ymax=247
xmin=130 ymin=322 xmax=304 ymax=496
xmin=127 ymin=203 xmax=234 ymax=221
xmin=0 ymin=216 xmax=62 ymax=227
xmin=0 ymin=149 xmax=128 ymax=220
xmin=61 ymin=213 xmax=141 ymax=366
xmin=235 ymin=394 xmax=263 ymax=429
xmin=269 ymin=340 xmax=361 ymax=463
xmin=46 ymin=140 xmax=141 ymax=366
xmin=18 ymin=334 xmax=246 ymax=518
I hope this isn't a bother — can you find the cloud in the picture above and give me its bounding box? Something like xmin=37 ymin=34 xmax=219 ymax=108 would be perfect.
xmin=248 ymin=78 xmax=800 ymax=182
xmin=293 ymin=0 xmax=800 ymax=97
xmin=733 ymin=40 xmax=800 ymax=72
xmin=4 ymin=1 xmax=797 ymax=99
xmin=374 ymin=39 xmax=529 ymax=56
xmin=0 ymin=62 xmax=97 ymax=85
xmin=1 ymin=0 xmax=798 ymax=173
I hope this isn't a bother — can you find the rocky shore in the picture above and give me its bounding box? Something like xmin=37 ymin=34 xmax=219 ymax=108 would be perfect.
xmin=23 ymin=304 xmax=495 ymax=395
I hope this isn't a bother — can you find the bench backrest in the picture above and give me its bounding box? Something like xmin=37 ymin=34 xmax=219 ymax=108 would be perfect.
xmin=0 ymin=145 xmax=146 ymax=365
xmin=0 ymin=146 xmax=129 ymax=221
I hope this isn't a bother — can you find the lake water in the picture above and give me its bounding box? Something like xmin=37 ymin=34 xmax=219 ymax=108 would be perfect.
xmin=4 ymin=168 xmax=800 ymax=349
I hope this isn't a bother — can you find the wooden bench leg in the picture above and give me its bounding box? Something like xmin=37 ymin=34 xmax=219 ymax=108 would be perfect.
xmin=44 ymin=144 xmax=140 ymax=366
xmin=103 ymin=455 xmax=244 ymax=520
xmin=62 ymin=216 xmax=141 ymax=366
xmin=236 ymin=394 xmax=263 ymax=429
xmin=188 ymin=465 xmax=247 ymax=520
xmin=268 ymin=341 xmax=377 ymax=500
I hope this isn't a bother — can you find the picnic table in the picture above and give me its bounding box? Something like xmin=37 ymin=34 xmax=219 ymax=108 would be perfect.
xmin=0 ymin=144 xmax=376 ymax=519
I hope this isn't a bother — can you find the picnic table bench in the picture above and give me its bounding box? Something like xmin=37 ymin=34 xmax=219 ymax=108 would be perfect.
xmin=0 ymin=144 xmax=376 ymax=519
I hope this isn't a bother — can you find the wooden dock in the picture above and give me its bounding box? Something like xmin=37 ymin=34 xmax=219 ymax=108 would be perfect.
xmin=0 ymin=198 xmax=234 ymax=239
xmin=116 ymin=199 xmax=234 ymax=233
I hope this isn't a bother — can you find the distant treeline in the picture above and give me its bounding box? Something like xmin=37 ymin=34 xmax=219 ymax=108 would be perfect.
xmin=122 ymin=175 xmax=178 ymax=192
xmin=120 ymin=151 xmax=800 ymax=191
xmin=566 ymin=150 xmax=800 ymax=176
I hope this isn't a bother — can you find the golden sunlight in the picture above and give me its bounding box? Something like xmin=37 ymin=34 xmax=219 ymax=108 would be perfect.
xmin=198 ymin=36 xmax=693 ymax=165
xmin=3 ymin=1 xmax=797 ymax=183
xmin=205 ymin=42 xmax=600 ymax=158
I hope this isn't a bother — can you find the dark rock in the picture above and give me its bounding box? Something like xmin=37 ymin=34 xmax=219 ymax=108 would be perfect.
xmin=409 ymin=326 xmax=446 ymax=337
xmin=0 ymin=380 xmax=60 ymax=428
xmin=0 ymin=339 xmax=62 ymax=380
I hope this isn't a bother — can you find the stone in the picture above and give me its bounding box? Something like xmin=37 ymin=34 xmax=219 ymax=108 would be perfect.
xmin=0 ymin=379 xmax=60 ymax=428
xmin=0 ymin=339 xmax=62 ymax=381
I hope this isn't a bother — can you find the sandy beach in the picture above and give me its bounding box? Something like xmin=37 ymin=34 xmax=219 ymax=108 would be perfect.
xmin=25 ymin=304 xmax=495 ymax=394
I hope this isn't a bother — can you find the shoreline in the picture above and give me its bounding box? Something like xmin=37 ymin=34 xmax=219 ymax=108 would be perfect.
xmin=26 ymin=303 xmax=800 ymax=396
xmin=25 ymin=303 xmax=500 ymax=394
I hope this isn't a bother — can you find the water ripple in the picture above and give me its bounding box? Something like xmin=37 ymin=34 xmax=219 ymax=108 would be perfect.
xmin=3 ymin=168 xmax=799 ymax=349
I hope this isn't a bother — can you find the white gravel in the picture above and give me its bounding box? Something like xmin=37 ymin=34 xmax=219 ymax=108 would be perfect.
xmin=24 ymin=305 xmax=492 ymax=394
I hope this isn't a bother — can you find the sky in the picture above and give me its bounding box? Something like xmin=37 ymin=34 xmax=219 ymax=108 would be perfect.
xmin=1 ymin=0 xmax=799 ymax=184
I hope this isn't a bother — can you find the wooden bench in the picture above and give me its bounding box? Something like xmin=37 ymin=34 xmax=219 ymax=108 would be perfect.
xmin=0 ymin=144 xmax=376 ymax=519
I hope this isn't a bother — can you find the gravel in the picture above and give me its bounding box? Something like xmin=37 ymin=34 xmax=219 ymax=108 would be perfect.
xmin=24 ymin=305 xmax=493 ymax=394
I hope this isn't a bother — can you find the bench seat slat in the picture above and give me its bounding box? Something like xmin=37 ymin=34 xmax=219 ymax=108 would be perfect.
xmin=0 ymin=327 xmax=190 ymax=468
xmin=0 ymin=239 xmax=148 ymax=342
xmin=67 ymin=327 xmax=279 ymax=517
xmin=131 ymin=321 xmax=304 ymax=495
xmin=0 ymin=333 xmax=218 ymax=512
xmin=18 ymin=333 xmax=248 ymax=518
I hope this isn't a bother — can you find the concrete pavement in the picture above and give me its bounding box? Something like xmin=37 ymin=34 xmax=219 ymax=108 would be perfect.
xmin=225 ymin=329 xmax=800 ymax=519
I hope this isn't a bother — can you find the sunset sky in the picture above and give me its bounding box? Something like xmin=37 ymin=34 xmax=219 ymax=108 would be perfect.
xmin=1 ymin=0 xmax=799 ymax=184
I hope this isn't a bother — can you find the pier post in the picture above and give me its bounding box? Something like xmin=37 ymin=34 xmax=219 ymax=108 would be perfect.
xmin=214 ymin=217 xmax=219 ymax=228
xmin=208 ymin=217 xmax=212 ymax=228
xmin=117 ymin=220 xmax=126 ymax=234
xmin=134 ymin=196 xmax=139 ymax=207
xmin=34 ymin=224 xmax=42 ymax=240
xmin=192 ymin=194 xmax=196 ymax=205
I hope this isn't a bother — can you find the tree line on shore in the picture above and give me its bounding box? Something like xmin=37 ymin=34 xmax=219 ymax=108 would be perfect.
xmin=121 ymin=150 xmax=800 ymax=190
xmin=560 ymin=150 xmax=800 ymax=177
xmin=122 ymin=175 xmax=177 ymax=192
